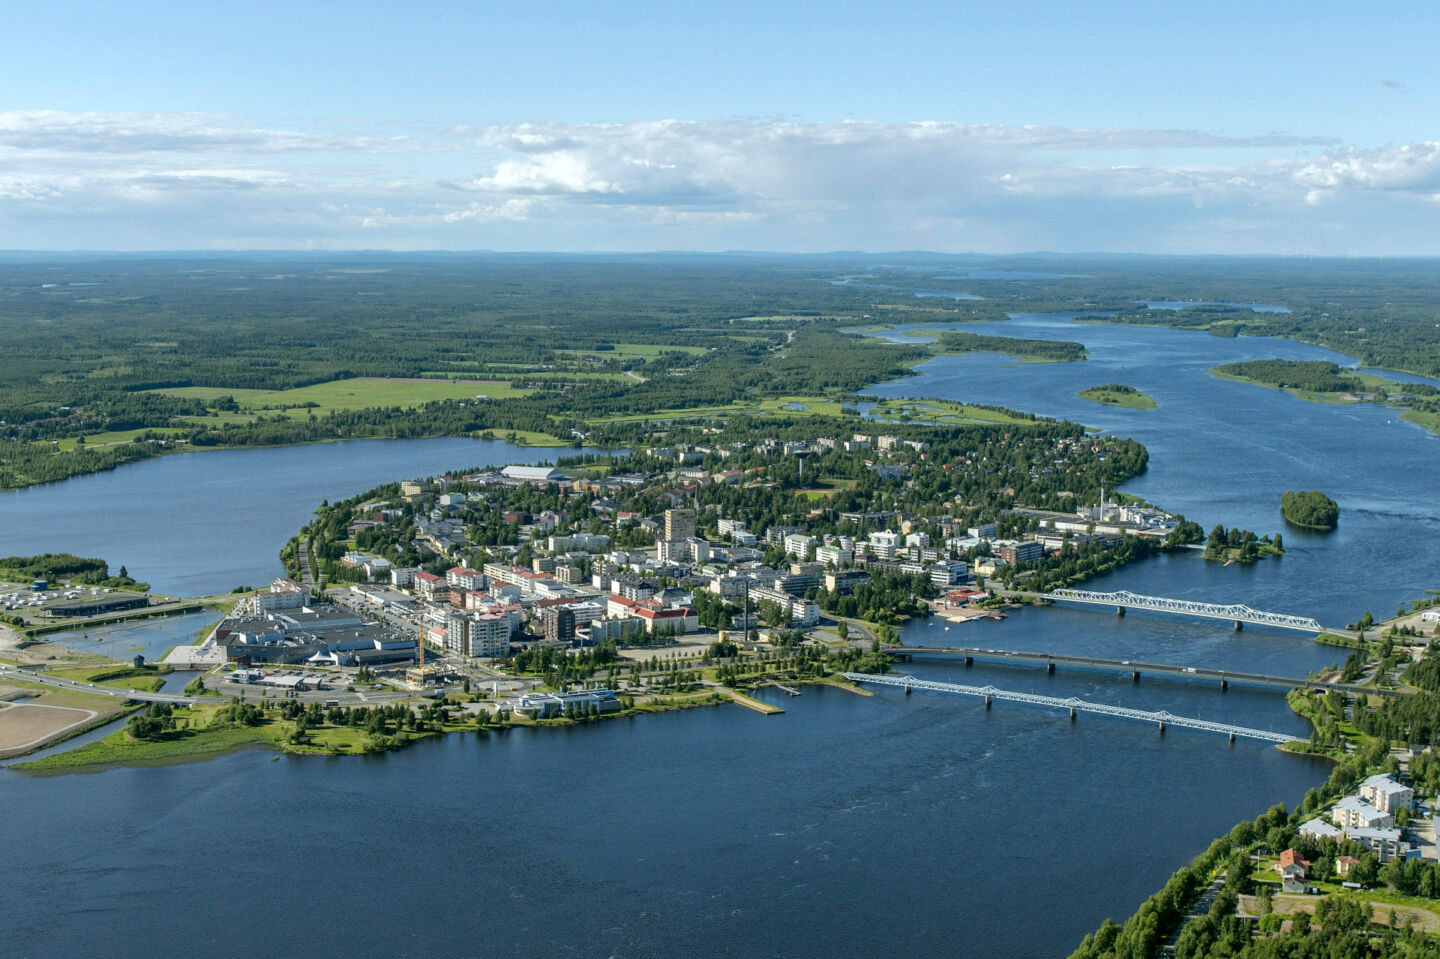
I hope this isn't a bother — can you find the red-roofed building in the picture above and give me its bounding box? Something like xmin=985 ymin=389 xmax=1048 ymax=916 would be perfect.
xmin=1276 ymin=849 xmax=1310 ymax=880
xmin=446 ymin=567 xmax=486 ymax=592
xmin=414 ymin=571 xmax=446 ymax=601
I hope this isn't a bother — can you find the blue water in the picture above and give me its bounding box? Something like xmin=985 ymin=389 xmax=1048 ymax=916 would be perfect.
xmin=1 ymin=682 xmax=1328 ymax=959
xmin=936 ymin=269 xmax=1077 ymax=280
xmin=1352 ymin=367 xmax=1440 ymax=388
xmin=40 ymin=609 xmax=217 ymax=662
xmin=1141 ymin=300 xmax=1292 ymax=313
xmin=828 ymin=279 xmax=983 ymax=300
xmin=863 ymin=314 xmax=1440 ymax=626
xmin=5 ymin=315 xmax=1440 ymax=957
xmin=0 ymin=437 xmax=566 ymax=596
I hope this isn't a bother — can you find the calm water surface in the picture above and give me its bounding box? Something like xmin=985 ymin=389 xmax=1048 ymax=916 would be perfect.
xmin=4 ymin=320 xmax=1440 ymax=957
xmin=0 ymin=437 xmax=566 ymax=596
xmin=865 ymin=314 xmax=1440 ymax=626
xmin=2 ymin=681 xmax=1328 ymax=959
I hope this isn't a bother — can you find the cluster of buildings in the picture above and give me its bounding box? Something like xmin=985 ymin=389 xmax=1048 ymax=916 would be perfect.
xmin=1295 ymin=773 xmax=1419 ymax=873
xmin=304 ymin=432 xmax=1154 ymax=666
xmin=217 ymin=579 xmax=418 ymax=667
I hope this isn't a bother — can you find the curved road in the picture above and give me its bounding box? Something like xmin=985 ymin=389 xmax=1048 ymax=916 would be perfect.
xmin=0 ymin=664 xmax=207 ymax=705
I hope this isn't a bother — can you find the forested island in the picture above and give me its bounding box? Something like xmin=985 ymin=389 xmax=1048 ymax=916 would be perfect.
xmin=931 ymin=330 xmax=1087 ymax=363
xmin=1282 ymin=490 xmax=1340 ymax=531
xmin=1077 ymin=384 xmax=1157 ymax=409
xmin=1213 ymin=360 xmax=1363 ymax=395
xmin=1203 ymin=525 xmax=1284 ymax=564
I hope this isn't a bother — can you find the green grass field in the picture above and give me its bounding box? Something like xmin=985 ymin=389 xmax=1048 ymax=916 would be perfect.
xmin=1076 ymin=386 xmax=1157 ymax=410
xmin=559 ymin=342 xmax=707 ymax=359
xmin=588 ymin=395 xmax=851 ymax=425
xmin=44 ymin=427 xmax=187 ymax=452
xmin=1211 ymin=369 xmax=1440 ymax=435
xmin=152 ymin=377 xmax=532 ymax=417
xmin=1402 ymin=409 xmax=1440 ymax=434
xmin=869 ymin=399 xmax=1034 ymax=426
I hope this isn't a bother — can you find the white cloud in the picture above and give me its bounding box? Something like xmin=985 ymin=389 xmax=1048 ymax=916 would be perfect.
xmin=1293 ymin=142 xmax=1440 ymax=192
xmin=0 ymin=112 xmax=1437 ymax=253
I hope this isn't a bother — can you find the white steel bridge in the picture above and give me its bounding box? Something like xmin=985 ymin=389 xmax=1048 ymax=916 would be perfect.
xmin=840 ymin=672 xmax=1294 ymax=744
xmin=1039 ymin=589 xmax=1324 ymax=633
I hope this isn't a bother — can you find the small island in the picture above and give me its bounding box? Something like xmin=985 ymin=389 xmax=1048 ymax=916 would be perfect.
xmin=1281 ymin=489 xmax=1340 ymax=530
xmin=1203 ymin=524 xmax=1284 ymax=563
xmin=1076 ymin=384 xmax=1156 ymax=409
xmin=931 ymin=331 xmax=1086 ymax=363
xmin=1210 ymin=359 xmax=1367 ymax=405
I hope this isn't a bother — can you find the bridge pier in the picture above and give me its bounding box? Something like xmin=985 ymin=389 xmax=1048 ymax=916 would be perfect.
xmin=984 ymin=695 xmax=991 ymax=708
xmin=1229 ymin=732 xmax=1235 ymax=744
xmin=1069 ymin=707 xmax=1076 ymax=721
xmin=1158 ymin=721 xmax=1165 ymax=735
xmin=964 ymin=656 xmax=973 ymax=667
xmin=1116 ymin=606 xmax=1126 ymax=617
xmin=1046 ymin=662 xmax=1055 ymax=674
xmin=904 ymin=684 xmax=911 ymax=696
xmin=1221 ymin=679 xmax=1228 ymax=691
xmin=1234 ymin=620 xmax=1243 ymax=632
xmin=1132 ymin=670 xmax=1140 ymax=683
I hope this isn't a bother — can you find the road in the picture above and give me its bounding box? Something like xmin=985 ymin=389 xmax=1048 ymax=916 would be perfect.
xmin=1161 ymin=874 xmax=1226 ymax=957
xmin=0 ymin=664 xmax=208 ymax=705
xmin=886 ymin=646 xmax=1400 ymax=697
xmin=297 ymin=538 xmax=316 ymax=588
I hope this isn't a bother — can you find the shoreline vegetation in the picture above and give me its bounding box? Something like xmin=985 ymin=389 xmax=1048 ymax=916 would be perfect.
xmin=9 ymin=258 xmax=1440 ymax=491
xmin=1282 ymin=489 xmax=1341 ymax=531
xmin=1070 ymin=600 xmax=1440 ymax=958
xmin=1202 ymin=524 xmax=1285 ymax=564
xmin=1076 ymin=384 xmax=1157 ymax=410
xmin=1212 ymin=359 xmax=1440 ymax=437
xmin=11 ymin=672 xmax=868 ymax=771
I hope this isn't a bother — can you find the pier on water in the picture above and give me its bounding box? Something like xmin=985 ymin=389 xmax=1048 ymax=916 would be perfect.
xmin=840 ymin=673 xmax=1294 ymax=744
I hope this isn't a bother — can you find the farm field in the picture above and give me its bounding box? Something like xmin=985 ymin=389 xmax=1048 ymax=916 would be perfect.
xmin=152 ymin=377 xmax=532 ymax=417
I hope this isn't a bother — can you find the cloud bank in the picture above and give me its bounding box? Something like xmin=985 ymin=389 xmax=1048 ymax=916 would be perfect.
xmin=0 ymin=111 xmax=1436 ymax=254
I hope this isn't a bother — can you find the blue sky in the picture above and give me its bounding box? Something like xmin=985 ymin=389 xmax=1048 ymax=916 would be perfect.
xmin=2 ymin=0 xmax=1437 ymax=253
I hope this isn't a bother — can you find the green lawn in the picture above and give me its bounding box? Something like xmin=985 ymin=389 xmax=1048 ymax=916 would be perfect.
xmin=42 ymin=427 xmax=187 ymax=452
xmin=474 ymin=428 xmax=571 ymax=447
xmin=1401 ymin=409 xmax=1440 ymax=434
xmin=152 ymin=377 xmax=532 ymax=416
xmin=1076 ymin=386 xmax=1157 ymax=410
xmin=589 ymin=394 xmax=854 ymax=425
xmin=1210 ymin=369 xmax=1440 ymax=436
xmin=869 ymin=398 xmax=1035 ymax=426
xmin=16 ymin=715 xmax=272 ymax=769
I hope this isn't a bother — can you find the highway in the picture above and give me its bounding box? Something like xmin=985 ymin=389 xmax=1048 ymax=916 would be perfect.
xmin=0 ymin=664 xmax=209 ymax=705
xmin=883 ymin=646 xmax=1399 ymax=697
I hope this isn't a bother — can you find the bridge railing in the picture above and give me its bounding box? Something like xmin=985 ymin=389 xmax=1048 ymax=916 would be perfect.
xmin=1045 ymin=589 xmax=1322 ymax=632
xmin=841 ymin=672 xmax=1293 ymax=744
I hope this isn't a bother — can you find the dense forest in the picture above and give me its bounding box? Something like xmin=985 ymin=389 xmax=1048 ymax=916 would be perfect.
xmin=1213 ymin=360 xmax=1362 ymax=393
xmin=5 ymin=253 xmax=1440 ymax=490
xmin=1281 ymin=490 xmax=1340 ymax=531
xmin=931 ymin=330 xmax=1087 ymax=362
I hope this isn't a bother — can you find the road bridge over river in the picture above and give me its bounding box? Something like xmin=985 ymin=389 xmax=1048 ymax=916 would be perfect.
xmin=841 ymin=672 xmax=1296 ymax=744
xmin=884 ymin=646 xmax=1397 ymax=697
xmin=1000 ymin=588 xmax=1332 ymax=634
xmin=0 ymin=664 xmax=208 ymax=705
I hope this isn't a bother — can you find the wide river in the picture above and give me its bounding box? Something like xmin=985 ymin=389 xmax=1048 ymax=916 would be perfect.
xmin=2 ymin=317 xmax=1438 ymax=958
xmin=0 ymin=437 xmax=568 ymax=596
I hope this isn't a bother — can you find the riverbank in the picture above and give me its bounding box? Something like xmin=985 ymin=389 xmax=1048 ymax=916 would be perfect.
xmin=3 ymin=425 xmax=578 ymax=494
xmin=1210 ymin=366 xmax=1440 ymax=437
xmin=10 ymin=670 xmax=887 ymax=771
